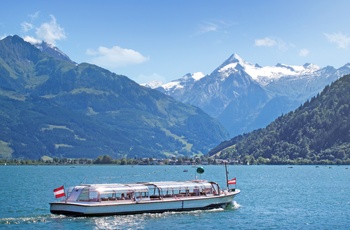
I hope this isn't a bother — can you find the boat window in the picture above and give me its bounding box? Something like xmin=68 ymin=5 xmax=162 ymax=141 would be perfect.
xmin=152 ymin=187 xmax=158 ymax=195
xmin=66 ymin=187 xmax=74 ymax=197
xmin=77 ymin=188 xmax=89 ymax=201
xmin=77 ymin=188 xmax=100 ymax=202
xmin=210 ymin=182 xmax=220 ymax=195
xmin=89 ymin=191 xmax=99 ymax=201
xmin=100 ymin=193 xmax=110 ymax=201
xmin=72 ymin=182 xmax=217 ymax=202
xmin=145 ymin=182 xmax=217 ymax=197
xmin=135 ymin=191 xmax=149 ymax=199
xmin=160 ymin=188 xmax=174 ymax=197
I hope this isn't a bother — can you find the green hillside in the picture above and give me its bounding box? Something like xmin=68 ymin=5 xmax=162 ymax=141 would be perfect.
xmin=0 ymin=35 xmax=229 ymax=160
xmin=209 ymin=74 xmax=350 ymax=164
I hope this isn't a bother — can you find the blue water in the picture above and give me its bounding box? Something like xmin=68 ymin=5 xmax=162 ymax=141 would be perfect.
xmin=0 ymin=165 xmax=349 ymax=229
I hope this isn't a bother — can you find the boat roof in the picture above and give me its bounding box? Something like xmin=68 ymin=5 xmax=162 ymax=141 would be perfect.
xmin=78 ymin=180 xmax=213 ymax=193
xmin=80 ymin=183 xmax=149 ymax=193
xmin=144 ymin=180 xmax=213 ymax=189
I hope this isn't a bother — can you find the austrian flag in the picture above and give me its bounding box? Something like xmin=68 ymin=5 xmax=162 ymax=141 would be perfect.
xmin=53 ymin=186 xmax=66 ymax=198
xmin=228 ymin=178 xmax=237 ymax=185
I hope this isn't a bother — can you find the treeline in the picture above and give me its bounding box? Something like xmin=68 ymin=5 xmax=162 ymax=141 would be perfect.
xmin=0 ymin=158 xmax=93 ymax=165
xmin=2 ymin=154 xmax=348 ymax=166
xmin=89 ymin=155 xmax=221 ymax=165
xmin=211 ymin=74 xmax=350 ymax=165
xmin=0 ymin=155 xmax=225 ymax=166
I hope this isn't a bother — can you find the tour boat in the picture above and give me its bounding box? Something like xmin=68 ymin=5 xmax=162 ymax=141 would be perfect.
xmin=50 ymin=165 xmax=240 ymax=216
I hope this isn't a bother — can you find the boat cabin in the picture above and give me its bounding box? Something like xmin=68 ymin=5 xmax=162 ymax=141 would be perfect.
xmin=145 ymin=181 xmax=220 ymax=199
xmin=64 ymin=180 xmax=221 ymax=202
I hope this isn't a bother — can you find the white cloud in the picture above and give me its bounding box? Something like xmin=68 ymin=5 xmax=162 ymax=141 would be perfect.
xmin=23 ymin=36 xmax=41 ymax=45
xmin=86 ymin=45 xmax=149 ymax=69
xmin=195 ymin=20 xmax=234 ymax=36
xmin=29 ymin=11 xmax=40 ymax=21
xmin=255 ymin=37 xmax=287 ymax=51
xmin=299 ymin=48 xmax=310 ymax=57
xmin=21 ymin=22 xmax=33 ymax=32
xmin=21 ymin=11 xmax=40 ymax=33
xmin=255 ymin=37 xmax=277 ymax=47
xmin=35 ymin=15 xmax=66 ymax=45
xmin=199 ymin=22 xmax=219 ymax=34
xmin=21 ymin=14 xmax=66 ymax=46
xmin=324 ymin=32 xmax=350 ymax=48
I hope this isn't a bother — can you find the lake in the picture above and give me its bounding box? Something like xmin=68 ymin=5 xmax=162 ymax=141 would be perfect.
xmin=0 ymin=164 xmax=349 ymax=229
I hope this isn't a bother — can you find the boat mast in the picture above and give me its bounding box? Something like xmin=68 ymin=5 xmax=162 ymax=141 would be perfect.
xmin=224 ymin=161 xmax=229 ymax=190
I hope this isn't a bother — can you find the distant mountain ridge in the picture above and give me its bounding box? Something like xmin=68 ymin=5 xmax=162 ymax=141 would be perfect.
xmin=33 ymin=40 xmax=75 ymax=64
xmin=0 ymin=35 xmax=229 ymax=160
xmin=208 ymin=74 xmax=350 ymax=165
xmin=154 ymin=54 xmax=350 ymax=136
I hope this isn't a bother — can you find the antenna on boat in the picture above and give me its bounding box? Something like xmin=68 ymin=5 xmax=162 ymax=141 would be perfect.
xmin=80 ymin=176 xmax=86 ymax=185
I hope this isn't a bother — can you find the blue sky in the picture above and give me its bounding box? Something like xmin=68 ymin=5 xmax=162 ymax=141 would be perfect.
xmin=1 ymin=0 xmax=350 ymax=83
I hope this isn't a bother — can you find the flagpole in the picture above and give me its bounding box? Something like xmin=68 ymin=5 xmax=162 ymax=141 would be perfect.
xmin=224 ymin=160 xmax=229 ymax=190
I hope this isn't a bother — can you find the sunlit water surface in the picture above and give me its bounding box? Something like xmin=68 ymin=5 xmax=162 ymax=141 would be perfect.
xmin=1 ymin=165 xmax=349 ymax=229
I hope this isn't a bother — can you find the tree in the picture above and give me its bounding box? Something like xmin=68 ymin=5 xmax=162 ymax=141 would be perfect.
xmin=94 ymin=155 xmax=113 ymax=164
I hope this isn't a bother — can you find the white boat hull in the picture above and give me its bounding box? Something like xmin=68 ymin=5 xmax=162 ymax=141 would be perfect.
xmin=50 ymin=190 xmax=239 ymax=216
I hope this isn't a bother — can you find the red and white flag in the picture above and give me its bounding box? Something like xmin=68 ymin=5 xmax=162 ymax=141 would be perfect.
xmin=53 ymin=185 xmax=65 ymax=198
xmin=228 ymin=178 xmax=236 ymax=185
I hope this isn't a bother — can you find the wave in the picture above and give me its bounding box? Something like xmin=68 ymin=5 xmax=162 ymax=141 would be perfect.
xmin=0 ymin=214 xmax=59 ymax=225
xmin=227 ymin=200 xmax=241 ymax=210
xmin=92 ymin=208 xmax=228 ymax=229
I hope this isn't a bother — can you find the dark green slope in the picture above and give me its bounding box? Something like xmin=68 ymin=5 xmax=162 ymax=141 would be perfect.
xmin=0 ymin=35 xmax=229 ymax=159
xmin=209 ymin=74 xmax=350 ymax=164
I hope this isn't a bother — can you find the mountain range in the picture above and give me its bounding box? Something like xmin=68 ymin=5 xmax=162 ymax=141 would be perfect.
xmin=0 ymin=35 xmax=229 ymax=160
xmin=152 ymin=54 xmax=350 ymax=137
xmin=208 ymin=73 xmax=350 ymax=164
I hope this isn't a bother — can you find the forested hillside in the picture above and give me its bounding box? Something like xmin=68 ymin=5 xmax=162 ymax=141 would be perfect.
xmin=209 ymin=74 xmax=350 ymax=164
xmin=0 ymin=35 xmax=229 ymax=160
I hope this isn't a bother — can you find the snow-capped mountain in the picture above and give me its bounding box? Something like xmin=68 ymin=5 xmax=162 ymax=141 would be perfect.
xmin=155 ymin=54 xmax=350 ymax=137
xmin=141 ymin=80 xmax=164 ymax=89
xmin=161 ymin=72 xmax=206 ymax=90
xmin=214 ymin=54 xmax=321 ymax=86
xmin=155 ymin=72 xmax=206 ymax=100
xmin=37 ymin=41 xmax=75 ymax=64
xmin=24 ymin=38 xmax=75 ymax=64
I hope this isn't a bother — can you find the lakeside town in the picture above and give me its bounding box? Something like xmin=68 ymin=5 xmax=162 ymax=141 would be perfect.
xmin=0 ymin=155 xmax=239 ymax=166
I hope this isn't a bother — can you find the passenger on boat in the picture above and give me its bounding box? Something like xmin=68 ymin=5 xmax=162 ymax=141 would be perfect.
xmin=121 ymin=193 xmax=125 ymax=200
xmin=193 ymin=188 xmax=200 ymax=196
xmin=127 ymin=192 xmax=134 ymax=200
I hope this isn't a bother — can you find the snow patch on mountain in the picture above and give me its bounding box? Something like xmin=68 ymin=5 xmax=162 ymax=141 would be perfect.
xmin=162 ymin=81 xmax=184 ymax=90
xmin=153 ymin=53 xmax=350 ymax=136
xmin=24 ymin=37 xmax=73 ymax=63
xmin=159 ymin=72 xmax=205 ymax=90
xmin=246 ymin=63 xmax=320 ymax=85
xmin=192 ymin=72 xmax=205 ymax=81
xmin=141 ymin=80 xmax=163 ymax=89
xmin=217 ymin=54 xmax=321 ymax=86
